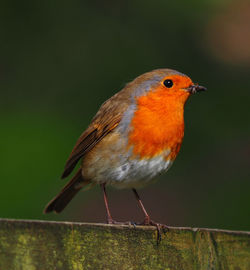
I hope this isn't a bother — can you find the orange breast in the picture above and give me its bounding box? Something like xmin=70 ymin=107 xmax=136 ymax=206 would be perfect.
xmin=128 ymin=86 xmax=190 ymax=160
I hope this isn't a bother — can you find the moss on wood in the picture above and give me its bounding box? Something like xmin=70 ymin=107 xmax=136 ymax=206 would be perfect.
xmin=0 ymin=218 xmax=250 ymax=270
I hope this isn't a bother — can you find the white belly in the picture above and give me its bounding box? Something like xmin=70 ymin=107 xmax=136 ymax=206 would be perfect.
xmin=107 ymin=155 xmax=173 ymax=189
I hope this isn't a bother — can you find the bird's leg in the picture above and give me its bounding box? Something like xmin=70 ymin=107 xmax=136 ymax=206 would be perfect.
xmin=132 ymin=188 xmax=168 ymax=244
xmin=132 ymin=188 xmax=151 ymax=224
xmin=101 ymin=183 xmax=135 ymax=226
xmin=101 ymin=183 xmax=114 ymax=224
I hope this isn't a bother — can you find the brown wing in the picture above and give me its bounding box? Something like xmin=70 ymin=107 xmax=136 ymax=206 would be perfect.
xmin=61 ymin=90 xmax=130 ymax=179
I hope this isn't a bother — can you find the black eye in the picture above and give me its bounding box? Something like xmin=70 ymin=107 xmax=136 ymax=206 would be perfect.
xmin=163 ymin=79 xmax=173 ymax=88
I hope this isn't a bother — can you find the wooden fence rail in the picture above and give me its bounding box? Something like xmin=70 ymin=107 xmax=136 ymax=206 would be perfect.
xmin=0 ymin=218 xmax=250 ymax=270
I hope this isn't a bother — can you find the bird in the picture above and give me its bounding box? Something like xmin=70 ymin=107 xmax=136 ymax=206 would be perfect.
xmin=44 ymin=68 xmax=206 ymax=233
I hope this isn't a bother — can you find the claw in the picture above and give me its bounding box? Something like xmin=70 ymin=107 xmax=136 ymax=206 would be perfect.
xmin=130 ymin=221 xmax=137 ymax=228
xmin=138 ymin=218 xmax=168 ymax=245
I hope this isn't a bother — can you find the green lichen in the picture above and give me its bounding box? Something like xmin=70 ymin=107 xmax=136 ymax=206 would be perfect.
xmin=0 ymin=219 xmax=250 ymax=270
xmin=12 ymin=233 xmax=36 ymax=270
xmin=63 ymin=229 xmax=86 ymax=270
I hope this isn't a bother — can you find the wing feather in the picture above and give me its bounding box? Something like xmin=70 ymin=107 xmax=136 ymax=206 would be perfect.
xmin=61 ymin=91 xmax=129 ymax=179
xmin=61 ymin=122 xmax=119 ymax=178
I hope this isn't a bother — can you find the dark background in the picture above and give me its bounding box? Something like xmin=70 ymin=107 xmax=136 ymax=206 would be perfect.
xmin=1 ymin=0 xmax=249 ymax=231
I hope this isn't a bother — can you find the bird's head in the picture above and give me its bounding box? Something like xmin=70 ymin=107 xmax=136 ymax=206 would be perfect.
xmin=130 ymin=69 xmax=206 ymax=106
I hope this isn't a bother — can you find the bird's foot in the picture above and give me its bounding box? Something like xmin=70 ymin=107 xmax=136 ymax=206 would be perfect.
xmin=138 ymin=217 xmax=169 ymax=244
xmin=107 ymin=219 xmax=136 ymax=227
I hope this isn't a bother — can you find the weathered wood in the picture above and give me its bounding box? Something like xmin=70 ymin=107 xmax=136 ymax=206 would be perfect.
xmin=0 ymin=218 xmax=250 ymax=270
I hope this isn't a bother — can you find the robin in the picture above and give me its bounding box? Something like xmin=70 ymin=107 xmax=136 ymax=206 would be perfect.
xmin=44 ymin=68 xmax=206 ymax=236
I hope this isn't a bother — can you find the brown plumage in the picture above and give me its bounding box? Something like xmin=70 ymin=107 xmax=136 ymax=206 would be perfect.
xmin=44 ymin=80 xmax=132 ymax=213
xmin=44 ymin=169 xmax=88 ymax=213
xmin=61 ymin=88 xmax=133 ymax=179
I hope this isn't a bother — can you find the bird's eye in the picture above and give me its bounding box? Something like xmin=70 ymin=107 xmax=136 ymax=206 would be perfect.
xmin=163 ymin=79 xmax=173 ymax=88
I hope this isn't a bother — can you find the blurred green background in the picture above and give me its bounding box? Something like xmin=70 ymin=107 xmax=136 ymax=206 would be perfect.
xmin=1 ymin=0 xmax=250 ymax=231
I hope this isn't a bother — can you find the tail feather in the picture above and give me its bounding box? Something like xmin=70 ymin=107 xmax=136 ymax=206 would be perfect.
xmin=44 ymin=168 xmax=90 ymax=214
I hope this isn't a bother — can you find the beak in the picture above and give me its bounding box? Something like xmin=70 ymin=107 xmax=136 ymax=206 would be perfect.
xmin=186 ymin=84 xmax=207 ymax=94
